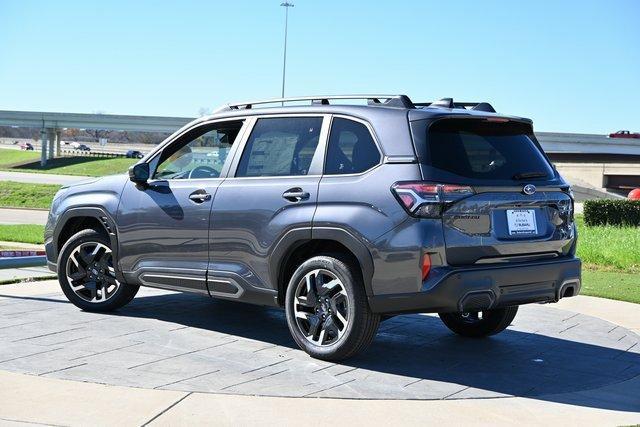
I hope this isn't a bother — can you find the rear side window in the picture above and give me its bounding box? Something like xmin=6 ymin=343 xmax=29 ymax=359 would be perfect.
xmin=236 ymin=117 xmax=322 ymax=177
xmin=325 ymin=118 xmax=380 ymax=175
xmin=427 ymin=119 xmax=554 ymax=181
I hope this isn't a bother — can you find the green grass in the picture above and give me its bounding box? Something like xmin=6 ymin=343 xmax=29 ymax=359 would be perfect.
xmin=581 ymin=270 xmax=640 ymax=304
xmin=0 ymin=148 xmax=136 ymax=177
xmin=0 ymin=148 xmax=40 ymax=166
xmin=0 ymin=181 xmax=61 ymax=209
xmin=0 ymin=224 xmax=45 ymax=245
xmin=574 ymin=214 xmax=640 ymax=303
xmin=575 ymin=215 xmax=640 ymax=273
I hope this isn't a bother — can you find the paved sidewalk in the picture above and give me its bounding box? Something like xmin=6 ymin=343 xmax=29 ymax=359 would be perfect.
xmin=0 ymin=266 xmax=52 ymax=283
xmin=0 ymin=170 xmax=91 ymax=185
xmin=0 ymin=369 xmax=637 ymax=427
xmin=0 ymin=207 xmax=49 ymax=225
xmin=0 ymin=241 xmax=43 ymax=250
xmin=557 ymin=294 xmax=640 ymax=335
xmin=0 ymin=278 xmax=59 ymax=297
xmin=0 ymin=281 xmax=637 ymax=426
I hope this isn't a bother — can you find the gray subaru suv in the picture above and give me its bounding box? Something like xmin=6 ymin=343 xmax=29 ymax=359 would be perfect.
xmin=45 ymin=95 xmax=581 ymax=360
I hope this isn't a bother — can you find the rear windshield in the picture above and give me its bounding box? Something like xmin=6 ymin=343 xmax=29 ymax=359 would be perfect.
xmin=426 ymin=119 xmax=554 ymax=181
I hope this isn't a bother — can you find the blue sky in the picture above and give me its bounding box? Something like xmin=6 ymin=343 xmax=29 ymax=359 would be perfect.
xmin=1 ymin=0 xmax=638 ymax=133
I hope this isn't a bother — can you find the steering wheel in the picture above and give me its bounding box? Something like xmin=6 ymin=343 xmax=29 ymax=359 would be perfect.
xmin=188 ymin=166 xmax=219 ymax=179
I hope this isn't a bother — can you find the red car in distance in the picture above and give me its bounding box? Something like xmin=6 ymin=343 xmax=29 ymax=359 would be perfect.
xmin=609 ymin=130 xmax=640 ymax=139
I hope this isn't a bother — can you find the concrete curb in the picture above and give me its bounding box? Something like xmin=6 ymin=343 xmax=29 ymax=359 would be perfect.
xmin=0 ymin=255 xmax=46 ymax=268
xmin=0 ymin=250 xmax=46 ymax=257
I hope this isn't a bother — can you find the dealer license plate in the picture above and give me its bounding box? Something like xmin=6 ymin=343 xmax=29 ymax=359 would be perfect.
xmin=506 ymin=209 xmax=538 ymax=236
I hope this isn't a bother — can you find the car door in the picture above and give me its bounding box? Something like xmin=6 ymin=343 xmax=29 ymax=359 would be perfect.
xmin=116 ymin=118 xmax=248 ymax=293
xmin=209 ymin=115 xmax=329 ymax=302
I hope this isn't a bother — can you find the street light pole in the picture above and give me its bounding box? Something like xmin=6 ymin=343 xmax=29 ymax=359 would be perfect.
xmin=280 ymin=2 xmax=294 ymax=101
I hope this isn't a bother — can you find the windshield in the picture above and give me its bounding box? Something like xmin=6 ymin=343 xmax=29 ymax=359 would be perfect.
xmin=427 ymin=119 xmax=554 ymax=181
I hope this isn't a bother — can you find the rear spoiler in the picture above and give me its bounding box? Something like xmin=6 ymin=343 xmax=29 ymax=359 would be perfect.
xmin=414 ymin=98 xmax=496 ymax=113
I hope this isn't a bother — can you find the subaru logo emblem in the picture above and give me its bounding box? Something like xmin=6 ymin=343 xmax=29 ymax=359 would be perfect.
xmin=523 ymin=184 xmax=536 ymax=195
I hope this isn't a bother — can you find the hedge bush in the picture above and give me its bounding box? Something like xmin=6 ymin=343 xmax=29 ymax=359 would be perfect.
xmin=583 ymin=199 xmax=640 ymax=227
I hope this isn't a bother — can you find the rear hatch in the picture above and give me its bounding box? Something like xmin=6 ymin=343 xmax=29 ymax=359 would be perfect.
xmin=414 ymin=117 xmax=575 ymax=266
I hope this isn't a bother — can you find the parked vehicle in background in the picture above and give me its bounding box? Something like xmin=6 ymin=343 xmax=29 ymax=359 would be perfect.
xmin=609 ymin=130 xmax=640 ymax=139
xmin=126 ymin=150 xmax=144 ymax=159
xmin=45 ymin=94 xmax=581 ymax=361
xmin=77 ymin=144 xmax=91 ymax=151
xmin=19 ymin=142 xmax=34 ymax=150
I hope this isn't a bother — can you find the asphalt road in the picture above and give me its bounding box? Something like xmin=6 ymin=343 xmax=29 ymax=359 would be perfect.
xmin=1 ymin=138 xmax=156 ymax=156
xmin=0 ymin=207 xmax=49 ymax=225
xmin=0 ymin=170 xmax=90 ymax=185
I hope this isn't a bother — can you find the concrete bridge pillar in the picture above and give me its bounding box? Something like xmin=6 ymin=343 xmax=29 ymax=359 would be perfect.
xmin=55 ymin=129 xmax=62 ymax=157
xmin=40 ymin=128 xmax=48 ymax=166
xmin=47 ymin=128 xmax=55 ymax=161
xmin=39 ymin=127 xmax=59 ymax=166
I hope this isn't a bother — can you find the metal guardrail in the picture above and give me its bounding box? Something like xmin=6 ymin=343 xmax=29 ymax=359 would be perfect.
xmin=60 ymin=149 xmax=128 ymax=158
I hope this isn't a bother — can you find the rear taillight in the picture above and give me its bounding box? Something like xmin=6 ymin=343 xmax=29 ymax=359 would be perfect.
xmin=561 ymin=186 xmax=575 ymax=221
xmin=391 ymin=182 xmax=474 ymax=218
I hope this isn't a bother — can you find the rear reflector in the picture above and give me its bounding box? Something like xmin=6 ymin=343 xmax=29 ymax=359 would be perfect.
xmin=391 ymin=182 xmax=474 ymax=217
xmin=422 ymin=253 xmax=431 ymax=281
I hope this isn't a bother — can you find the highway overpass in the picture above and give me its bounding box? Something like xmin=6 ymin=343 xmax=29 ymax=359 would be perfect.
xmin=535 ymin=132 xmax=640 ymax=197
xmin=0 ymin=109 xmax=638 ymax=197
xmin=0 ymin=110 xmax=192 ymax=166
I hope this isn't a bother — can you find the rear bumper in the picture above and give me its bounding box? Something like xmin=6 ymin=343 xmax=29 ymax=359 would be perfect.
xmin=368 ymin=257 xmax=581 ymax=314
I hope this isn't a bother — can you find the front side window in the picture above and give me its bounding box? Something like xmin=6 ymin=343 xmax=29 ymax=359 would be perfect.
xmin=154 ymin=120 xmax=244 ymax=180
xmin=236 ymin=117 xmax=323 ymax=177
xmin=325 ymin=118 xmax=380 ymax=174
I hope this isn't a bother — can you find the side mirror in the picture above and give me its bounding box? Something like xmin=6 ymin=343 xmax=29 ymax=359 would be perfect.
xmin=128 ymin=163 xmax=149 ymax=184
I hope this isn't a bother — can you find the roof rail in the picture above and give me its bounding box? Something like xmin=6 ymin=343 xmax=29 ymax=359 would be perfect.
xmin=213 ymin=95 xmax=495 ymax=113
xmin=215 ymin=94 xmax=413 ymax=112
xmin=415 ymin=98 xmax=496 ymax=113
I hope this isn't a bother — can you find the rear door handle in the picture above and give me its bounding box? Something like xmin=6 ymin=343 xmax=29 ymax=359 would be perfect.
xmin=189 ymin=190 xmax=211 ymax=203
xmin=282 ymin=187 xmax=310 ymax=202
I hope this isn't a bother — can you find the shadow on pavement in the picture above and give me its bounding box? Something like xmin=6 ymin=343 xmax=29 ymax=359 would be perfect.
xmin=1 ymin=290 xmax=638 ymax=411
xmin=113 ymin=292 xmax=640 ymax=411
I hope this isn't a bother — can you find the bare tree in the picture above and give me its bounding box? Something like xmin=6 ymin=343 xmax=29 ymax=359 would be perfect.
xmin=82 ymin=128 xmax=112 ymax=141
xmin=62 ymin=128 xmax=80 ymax=140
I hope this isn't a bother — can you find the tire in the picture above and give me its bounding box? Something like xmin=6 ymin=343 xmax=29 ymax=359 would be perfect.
xmin=57 ymin=229 xmax=139 ymax=312
xmin=438 ymin=306 xmax=519 ymax=338
xmin=285 ymin=255 xmax=380 ymax=361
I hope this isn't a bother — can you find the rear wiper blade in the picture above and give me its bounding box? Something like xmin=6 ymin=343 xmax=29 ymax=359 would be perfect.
xmin=512 ymin=171 xmax=548 ymax=180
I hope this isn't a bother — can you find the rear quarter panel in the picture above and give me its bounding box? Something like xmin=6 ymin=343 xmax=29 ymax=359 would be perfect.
xmin=315 ymin=163 xmax=426 ymax=295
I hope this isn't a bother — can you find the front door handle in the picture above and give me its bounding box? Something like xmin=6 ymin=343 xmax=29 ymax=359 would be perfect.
xmin=282 ymin=187 xmax=310 ymax=202
xmin=189 ymin=190 xmax=211 ymax=203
